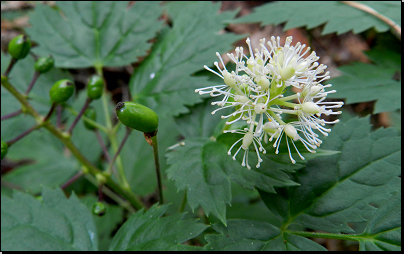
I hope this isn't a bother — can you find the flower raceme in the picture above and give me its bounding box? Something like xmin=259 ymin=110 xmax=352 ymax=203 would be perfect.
xmin=196 ymin=36 xmax=343 ymax=168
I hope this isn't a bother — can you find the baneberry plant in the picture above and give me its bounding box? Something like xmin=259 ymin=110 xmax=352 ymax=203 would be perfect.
xmin=1 ymin=1 xmax=401 ymax=251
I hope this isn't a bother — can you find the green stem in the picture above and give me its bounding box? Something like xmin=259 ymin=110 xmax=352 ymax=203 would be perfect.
xmin=97 ymin=67 xmax=129 ymax=190
xmin=106 ymin=127 xmax=131 ymax=175
xmin=66 ymin=106 xmax=108 ymax=133
xmin=151 ymin=134 xmax=163 ymax=204
xmin=287 ymin=230 xmax=365 ymax=242
xmin=68 ymin=97 xmax=92 ymax=135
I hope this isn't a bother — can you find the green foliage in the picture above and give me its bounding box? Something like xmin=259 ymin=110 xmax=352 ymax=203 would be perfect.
xmin=27 ymin=2 xmax=164 ymax=68
xmin=109 ymin=204 xmax=208 ymax=251
xmin=129 ymin=1 xmax=244 ymax=117
xmin=236 ymin=1 xmax=401 ymax=35
xmin=359 ymin=191 xmax=401 ymax=251
xmin=1 ymin=1 xmax=401 ymax=251
xmin=1 ymin=187 xmax=98 ymax=251
xmin=201 ymin=117 xmax=401 ymax=251
xmin=205 ymin=219 xmax=327 ymax=251
xmin=327 ymin=49 xmax=401 ymax=113
xmin=259 ymin=116 xmax=400 ymax=234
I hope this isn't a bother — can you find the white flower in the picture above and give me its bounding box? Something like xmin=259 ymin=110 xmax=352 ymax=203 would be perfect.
xmin=196 ymin=36 xmax=344 ymax=167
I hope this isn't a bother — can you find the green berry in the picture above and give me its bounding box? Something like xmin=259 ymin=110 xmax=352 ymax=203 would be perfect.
xmin=34 ymin=55 xmax=54 ymax=73
xmin=8 ymin=35 xmax=32 ymax=60
xmin=83 ymin=107 xmax=97 ymax=130
xmin=87 ymin=75 xmax=104 ymax=100
xmin=1 ymin=141 xmax=8 ymax=160
xmin=49 ymin=79 xmax=74 ymax=103
xmin=115 ymin=102 xmax=158 ymax=133
xmin=92 ymin=202 xmax=106 ymax=216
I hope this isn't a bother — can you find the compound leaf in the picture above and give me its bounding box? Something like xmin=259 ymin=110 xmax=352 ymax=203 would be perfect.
xmin=165 ymin=137 xmax=300 ymax=225
xmin=359 ymin=191 xmax=401 ymax=251
xmin=260 ymin=116 xmax=401 ymax=233
xmin=27 ymin=1 xmax=164 ymax=68
xmin=129 ymin=1 xmax=244 ymax=117
xmin=109 ymin=204 xmax=208 ymax=251
xmin=235 ymin=1 xmax=401 ymax=35
xmin=1 ymin=187 xmax=98 ymax=251
xmin=204 ymin=219 xmax=327 ymax=251
xmin=327 ymin=49 xmax=401 ymax=114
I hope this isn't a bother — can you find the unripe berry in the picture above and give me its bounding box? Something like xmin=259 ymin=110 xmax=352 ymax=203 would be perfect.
xmin=34 ymin=55 xmax=54 ymax=73
xmin=8 ymin=35 xmax=31 ymax=60
xmin=83 ymin=107 xmax=97 ymax=130
xmin=49 ymin=79 xmax=74 ymax=103
xmin=92 ymin=202 xmax=106 ymax=216
xmin=115 ymin=102 xmax=158 ymax=133
xmin=87 ymin=75 xmax=104 ymax=100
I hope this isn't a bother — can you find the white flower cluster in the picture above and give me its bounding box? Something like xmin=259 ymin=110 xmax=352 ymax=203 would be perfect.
xmin=196 ymin=36 xmax=344 ymax=169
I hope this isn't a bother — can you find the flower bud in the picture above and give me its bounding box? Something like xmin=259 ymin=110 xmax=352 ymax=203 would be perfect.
xmin=284 ymin=124 xmax=299 ymax=141
xmin=241 ymin=132 xmax=253 ymax=150
xmin=222 ymin=70 xmax=236 ymax=88
xmin=301 ymin=102 xmax=321 ymax=114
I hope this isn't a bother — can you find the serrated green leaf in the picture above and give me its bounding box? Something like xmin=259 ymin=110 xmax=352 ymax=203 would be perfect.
xmin=27 ymin=1 xmax=163 ymax=68
xmin=327 ymin=49 xmax=401 ymax=114
xmin=165 ymin=137 xmax=299 ymax=225
xmin=204 ymin=219 xmax=327 ymax=251
xmin=109 ymin=204 xmax=208 ymax=251
xmin=1 ymin=130 xmax=78 ymax=194
xmin=1 ymin=187 xmax=98 ymax=251
xmin=236 ymin=1 xmax=400 ymax=35
xmin=359 ymin=192 xmax=401 ymax=251
xmin=129 ymin=1 xmax=244 ymax=117
xmin=260 ymin=116 xmax=401 ymax=233
xmin=81 ymin=195 xmax=125 ymax=251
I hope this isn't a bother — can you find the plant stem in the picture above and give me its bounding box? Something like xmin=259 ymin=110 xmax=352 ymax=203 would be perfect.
xmin=94 ymin=129 xmax=118 ymax=177
xmin=98 ymin=184 xmax=104 ymax=202
xmin=287 ymin=230 xmax=364 ymax=242
xmin=97 ymin=66 xmax=129 ymax=189
xmin=151 ymin=134 xmax=164 ymax=204
xmin=25 ymin=71 xmax=40 ymax=95
xmin=3 ymin=58 xmax=17 ymax=77
xmin=6 ymin=124 xmax=40 ymax=146
xmin=1 ymin=109 xmax=22 ymax=121
xmin=106 ymin=127 xmax=131 ymax=177
xmin=43 ymin=103 xmax=56 ymax=122
xmin=61 ymin=171 xmax=84 ymax=189
xmin=68 ymin=97 xmax=92 ymax=135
